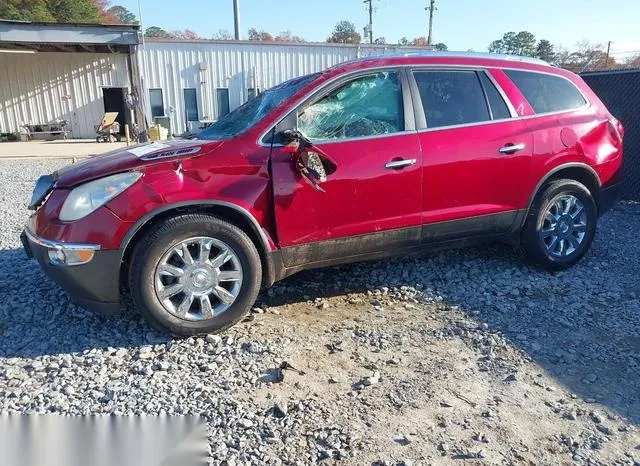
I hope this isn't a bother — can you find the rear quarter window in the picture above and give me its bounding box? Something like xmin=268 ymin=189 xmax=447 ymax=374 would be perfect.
xmin=504 ymin=70 xmax=587 ymax=114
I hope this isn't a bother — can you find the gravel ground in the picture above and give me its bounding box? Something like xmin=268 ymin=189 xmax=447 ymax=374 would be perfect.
xmin=1 ymin=159 xmax=639 ymax=465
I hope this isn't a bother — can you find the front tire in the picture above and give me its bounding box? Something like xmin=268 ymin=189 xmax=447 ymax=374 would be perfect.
xmin=129 ymin=214 xmax=262 ymax=336
xmin=521 ymin=179 xmax=597 ymax=271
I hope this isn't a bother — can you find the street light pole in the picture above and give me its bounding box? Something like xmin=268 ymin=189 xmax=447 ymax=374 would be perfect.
xmin=233 ymin=0 xmax=241 ymax=40
xmin=426 ymin=0 xmax=436 ymax=46
xmin=363 ymin=0 xmax=373 ymax=44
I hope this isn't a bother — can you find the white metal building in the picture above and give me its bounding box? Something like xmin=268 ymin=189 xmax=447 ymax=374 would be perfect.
xmin=0 ymin=20 xmax=430 ymax=139
xmin=140 ymin=39 xmax=429 ymax=135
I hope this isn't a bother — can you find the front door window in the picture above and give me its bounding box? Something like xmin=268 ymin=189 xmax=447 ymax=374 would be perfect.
xmin=298 ymin=72 xmax=404 ymax=141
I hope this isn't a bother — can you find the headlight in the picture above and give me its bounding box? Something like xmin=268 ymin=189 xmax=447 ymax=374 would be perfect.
xmin=59 ymin=172 xmax=142 ymax=222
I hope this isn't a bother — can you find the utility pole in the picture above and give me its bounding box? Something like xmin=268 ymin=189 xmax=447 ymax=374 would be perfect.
xmin=233 ymin=0 xmax=240 ymax=40
xmin=426 ymin=0 xmax=436 ymax=46
xmin=605 ymin=40 xmax=612 ymax=69
xmin=363 ymin=0 xmax=373 ymax=44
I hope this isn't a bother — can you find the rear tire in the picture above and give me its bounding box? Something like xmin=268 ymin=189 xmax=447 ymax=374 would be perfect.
xmin=521 ymin=179 xmax=597 ymax=271
xmin=129 ymin=214 xmax=262 ymax=336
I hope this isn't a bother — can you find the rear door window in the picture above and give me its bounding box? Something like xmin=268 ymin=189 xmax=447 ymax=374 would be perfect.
xmin=479 ymin=72 xmax=512 ymax=120
xmin=504 ymin=70 xmax=587 ymax=114
xmin=413 ymin=71 xmax=491 ymax=129
xmin=298 ymin=71 xmax=404 ymax=141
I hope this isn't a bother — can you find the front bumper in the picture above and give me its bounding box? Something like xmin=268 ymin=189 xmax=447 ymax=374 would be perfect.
xmin=598 ymin=182 xmax=621 ymax=216
xmin=21 ymin=229 xmax=122 ymax=315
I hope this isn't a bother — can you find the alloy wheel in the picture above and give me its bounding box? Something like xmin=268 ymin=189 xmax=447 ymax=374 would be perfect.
xmin=154 ymin=236 xmax=243 ymax=320
xmin=540 ymin=194 xmax=588 ymax=258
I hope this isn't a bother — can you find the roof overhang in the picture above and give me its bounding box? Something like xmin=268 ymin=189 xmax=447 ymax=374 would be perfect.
xmin=0 ymin=20 xmax=139 ymax=53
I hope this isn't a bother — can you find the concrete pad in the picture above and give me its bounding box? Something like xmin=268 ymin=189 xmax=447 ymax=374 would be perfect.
xmin=0 ymin=139 xmax=127 ymax=160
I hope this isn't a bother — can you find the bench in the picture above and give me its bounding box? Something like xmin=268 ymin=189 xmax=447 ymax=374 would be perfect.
xmin=21 ymin=122 xmax=70 ymax=141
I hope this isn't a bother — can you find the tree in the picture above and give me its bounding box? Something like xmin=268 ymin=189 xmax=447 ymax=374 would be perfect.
xmin=625 ymin=53 xmax=640 ymax=69
xmin=106 ymin=5 xmax=137 ymax=24
xmin=434 ymin=42 xmax=448 ymax=51
xmin=145 ymin=26 xmax=172 ymax=39
xmin=53 ymin=0 xmax=106 ymax=23
xmin=374 ymin=37 xmax=387 ymax=45
xmin=212 ymin=29 xmax=234 ymax=40
xmin=0 ymin=0 xmax=117 ymax=23
xmin=535 ymin=39 xmax=555 ymax=62
xmin=5 ymin=0 xmax=106 ymax=23
xmin=488 ymin=31 xmax=537 ymax=57
xmin=569 ymin=42 xmax=616 ymax=71
xmin=410 ymin=37 xmax=429 ymax=46
xmin=0 ymin=0 xmax=55 ymax=22
xmin=327 ymin=20 xmax=361 ymax=44
xmin=247 ymin=28 xmax=273 ymax=41
xmin=554 ymin=42 xmax=617 ymax=72
xmin=173 ymin=29 xmax=200 ymax=40
xmin=274 ymin=30 xmax=305 ymax=42
xmin=398 ymin=37 xmax=409 ymax=46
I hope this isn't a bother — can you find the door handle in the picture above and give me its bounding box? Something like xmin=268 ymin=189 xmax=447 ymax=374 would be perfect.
xmin=499 ymin=143 xmax=526 ymax=154
xmin=385 ymin=158 xmax=417 ymax=170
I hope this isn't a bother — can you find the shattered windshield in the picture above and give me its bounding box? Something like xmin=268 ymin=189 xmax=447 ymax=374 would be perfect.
xmin=198 ymin=73 xmax=320 ymax=140
xmin=298 ymin=72 xmax=404 ymax=141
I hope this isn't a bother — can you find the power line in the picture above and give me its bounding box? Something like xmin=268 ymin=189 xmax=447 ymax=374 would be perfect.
xmin=609 ymin=50 xmax=640 ymax=55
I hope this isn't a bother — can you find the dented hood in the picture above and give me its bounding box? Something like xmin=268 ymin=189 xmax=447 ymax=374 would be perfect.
xmin=54 ymin=139 xmax=223 ymax=188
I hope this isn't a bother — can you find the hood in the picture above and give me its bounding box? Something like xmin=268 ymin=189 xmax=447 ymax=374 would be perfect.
xmin=55 ymin=139 xmax=223 ymax=188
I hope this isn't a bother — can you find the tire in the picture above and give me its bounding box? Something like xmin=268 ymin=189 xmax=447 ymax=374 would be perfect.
xmin=129 ymin=214 xmax=262 ymax=336
xmin=521 ymin=179 xmax=597 ymax=271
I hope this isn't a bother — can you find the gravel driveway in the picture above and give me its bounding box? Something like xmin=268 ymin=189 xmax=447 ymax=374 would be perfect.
xmin=1 ymin=159 xmax=639 ymax=465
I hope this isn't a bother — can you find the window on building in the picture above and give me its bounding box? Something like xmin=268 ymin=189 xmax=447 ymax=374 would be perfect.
xmin=297 ymin=72 xmax=404 ymax=141
xmin=413 ymin=71 xmax=491 ymax=129
xmin=504 ymin=70 xmax=587 ymax=114
xmin=216 ymin=88 xmax=230 ymax=117
xmin=149 ymin=89 xmax=164 ymax=118
xmin=478 ymin=72 xmax=512 ymax=120
xmin=247 ymin=88 xmax=257 ymax=100
xmin=183 ymin=88 xmax=199 ymax=122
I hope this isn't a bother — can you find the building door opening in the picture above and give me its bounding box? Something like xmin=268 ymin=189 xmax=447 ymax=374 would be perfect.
xmin=102 ymin=87 xmax=129 ymax=135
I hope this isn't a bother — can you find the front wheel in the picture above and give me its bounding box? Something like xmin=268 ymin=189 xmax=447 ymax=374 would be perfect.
xmin=129 ymin=214 xmax=262 ymax=336
xmin=521 ymin=179 xmax=597 ymax=271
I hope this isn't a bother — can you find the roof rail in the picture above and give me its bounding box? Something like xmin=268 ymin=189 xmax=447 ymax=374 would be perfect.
xmin=360 ymin=50 xmax=552 ymax=67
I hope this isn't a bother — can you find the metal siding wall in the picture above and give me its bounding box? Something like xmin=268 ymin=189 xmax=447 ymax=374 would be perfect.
xmin=140 ymin=41 xmax=413 ymax=135
xmin=0 ymin=52 xmax=130 ymax=138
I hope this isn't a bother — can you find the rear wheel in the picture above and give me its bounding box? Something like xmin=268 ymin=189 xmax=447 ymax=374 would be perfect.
xmin=521 ymin=179 xmax=597 ymax=271
xmin=129 ymin=214 xmax=262 ymax=336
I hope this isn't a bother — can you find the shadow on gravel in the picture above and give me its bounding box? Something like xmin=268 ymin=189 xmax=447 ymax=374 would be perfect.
xmin=262 ymin=206 xmax=640 ymax=425
xmin=0 ymin=249 xmax=168 ymax=359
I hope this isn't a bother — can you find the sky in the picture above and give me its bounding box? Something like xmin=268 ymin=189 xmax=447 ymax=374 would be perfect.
xmin=117 ymin=0 xmax=640 ymax=58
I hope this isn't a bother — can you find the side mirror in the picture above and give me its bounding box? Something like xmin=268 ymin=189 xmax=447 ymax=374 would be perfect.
xmin=280 ymin=129 xmax=312 ymax=150
xmin=279 ymin=129 xmax=336 ymax=193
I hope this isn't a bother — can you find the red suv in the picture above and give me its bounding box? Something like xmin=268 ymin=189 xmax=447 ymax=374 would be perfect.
xmin=22 ymin=52 xmax=623 ymax=336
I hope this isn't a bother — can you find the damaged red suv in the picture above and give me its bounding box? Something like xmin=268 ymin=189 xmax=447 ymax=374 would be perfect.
xmin=22 ymin=52 xmax=623 ymax=336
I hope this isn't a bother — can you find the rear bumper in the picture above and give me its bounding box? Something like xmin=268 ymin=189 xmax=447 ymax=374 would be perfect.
xmin=598 ymin=182 xmax=621 ymax=216
xmin=21 ymin=229 xmax=122 ymax=315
